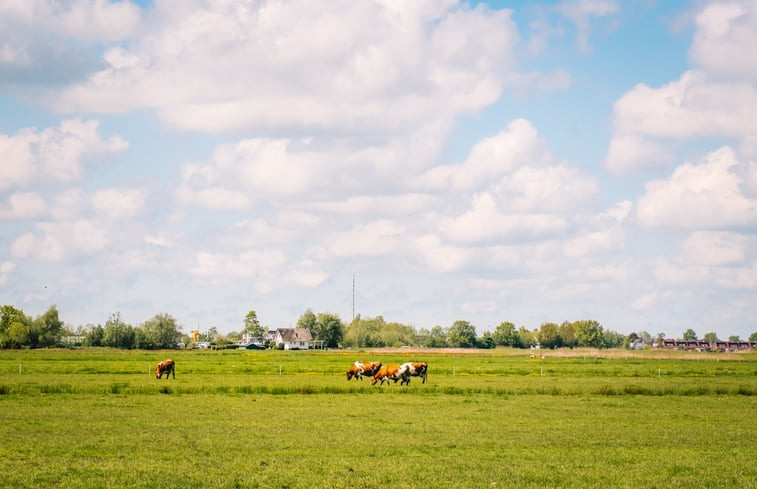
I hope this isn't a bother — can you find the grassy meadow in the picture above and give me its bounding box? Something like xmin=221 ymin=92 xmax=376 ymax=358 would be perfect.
xmin=0 ymin=348 xmax=755 ymax=488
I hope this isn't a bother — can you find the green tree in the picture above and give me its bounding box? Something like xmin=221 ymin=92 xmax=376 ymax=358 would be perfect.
xmin=538 ymin=322 xmax=562 ymax=349
xmin=682 ymin=328 xmax=697 ymax=340
xmin=574 ymin=320 xmax=604 ymax=348
xmin=477 ymin=331 xmax=495 ymax=349
xmin=749 ymin=332 xmax=757 ymax=342
xmin=427 ymin=326 xmax=448 ymax=348
xmin=32 ymin=305 xmax=63 ymax=348
xmin=515 ymin=327 xmax=536 ymax=348
xmin=9 ymin=321 xmax=30 ymax=348
xmin=83 ymin=324 xmax=104 ymax=347
xmin=728 ymin=335 xmax=740 ymax=342
xmin=559 ymin=321 xmax=576 ymax=348
xmin=447 ymin=320 xmax=477 ymax=348
xmin=343 ymin=316 xmax=385 ymax=347
xmin=244 ymin=310 xmax=267 ymax=343
xmin=296 ymin=309 xmax=317 ymax=333
xmin=415 ymin=327 xmax=430 ymax=346
xmin=378 ymin=321 xmax=415 ymax=347
xmin=103 ymin=313 xmax=135 ymax=349
xmin=492 ymin=321 xmax=517 ymax=346
xmin=603 ymin=329 xmax=624 ymax=348
xmin=1 ymin=305 xmax=29 ymax=348
xmin=703 ymin=332 xmax=718 ymax=344
xmin=314 ymin=313 xmax=344 ymax=348
xmin=139 ymin=313 xmax=180 ymax=349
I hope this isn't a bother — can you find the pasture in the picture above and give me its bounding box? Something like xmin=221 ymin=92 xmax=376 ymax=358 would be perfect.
xmin=0 ymin=349 xmax=755 ymax=488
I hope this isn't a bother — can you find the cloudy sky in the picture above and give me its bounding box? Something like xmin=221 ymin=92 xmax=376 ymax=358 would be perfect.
xmin=1 ymin=0 xmax=756 ymax=339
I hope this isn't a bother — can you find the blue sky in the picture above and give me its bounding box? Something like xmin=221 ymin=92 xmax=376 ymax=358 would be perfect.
xmin=1 ymin=0 xmax=756 ymax=340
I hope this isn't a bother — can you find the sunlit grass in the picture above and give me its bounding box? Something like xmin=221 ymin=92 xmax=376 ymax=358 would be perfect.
xmin=0 ymin=348 xmax=755 ymax=488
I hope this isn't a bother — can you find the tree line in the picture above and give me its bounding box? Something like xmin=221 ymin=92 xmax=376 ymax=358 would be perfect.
xmin=2 ymin=303 xmax=755 ymax=350
xmin=0 ymin=305 xmax=181 ymax=350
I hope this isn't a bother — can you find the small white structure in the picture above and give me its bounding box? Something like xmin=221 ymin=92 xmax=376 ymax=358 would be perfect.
xmin=273 ymin=328 xmax=312 ymax=350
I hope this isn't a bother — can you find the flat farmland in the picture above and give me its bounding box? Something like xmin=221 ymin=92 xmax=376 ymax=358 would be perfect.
xmin=1 ymin=349 xmax=755 ymax=488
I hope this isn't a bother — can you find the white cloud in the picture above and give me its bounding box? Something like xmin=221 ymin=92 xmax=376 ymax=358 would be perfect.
xmin=415 ymin=118 xmax=554 ymax=192
xmin=411 ymin=234 xmax=470 ymax=272
xmin=690 ymin=1 xmax=757 ymax=83
xmin=56 ymin=1 xmax=518 ymax=135
xmin=439 ymin=192 xmax=569 ymax=244
xmin=0 ymin=0 xmax=141 ymax=43
xmin=189 ymin=250 xmax=287 ymax=285
xmin=326 ymin=220 xmax=405 ymax=257
xmin=0 ymin=192 xmax=46 ymax=219
xmin=91 ymin=188 xmax=146 ymax=220
xmin=677 ymin=230 xmax=747 ymax=267
xmin=606 ymin=1 xmax=757 ymax=173
xmin=599 ymin=200 xmax=632 ymax=223
xmin=188 ymin=247 xmax=328 ymax=291
xmin=557 ymin=0 xmax=619 ymax=53
xmin=11 ymin=220 xmax=110 ymax=262
xmin=0 ymin=119 xmax=127 ymax=191
xmin=0 ymin=260 xmax=14 ymax=286
xmin=637 ymin=146 xmax=757 ymax=228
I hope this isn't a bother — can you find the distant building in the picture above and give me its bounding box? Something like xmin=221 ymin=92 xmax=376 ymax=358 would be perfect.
xmin=662 ymin=339 xmax=754 ymax=352
xmin=273 ymin=328 xmax=312 ymax=350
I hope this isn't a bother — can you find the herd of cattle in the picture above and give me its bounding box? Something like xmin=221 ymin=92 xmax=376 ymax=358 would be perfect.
xmin=346 ymin=360 xmax=428 ymax=385
xmin=155 ymin=358 xmax=428 ymax=385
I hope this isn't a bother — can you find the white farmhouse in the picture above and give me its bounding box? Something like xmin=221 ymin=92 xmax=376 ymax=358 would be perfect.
xmin=273 ymin=328 xmax=312 ymax=350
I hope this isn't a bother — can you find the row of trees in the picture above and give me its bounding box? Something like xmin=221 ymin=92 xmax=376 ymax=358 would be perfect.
xmin=3 ymin=303 xmax=755 ymax=350
xmin=339 ymin=316 xmax=625 ymax=349
xmin=81 ymin=312 xmax=182 ymax=349
xmin=0 ymin=305 xmax=64 ymax=349
xmin=0 ymin=305 xmax=182 ymax=350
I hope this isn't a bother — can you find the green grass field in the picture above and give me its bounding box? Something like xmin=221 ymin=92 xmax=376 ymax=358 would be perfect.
xmin=1 ymin=349 xmax=755 ymax=488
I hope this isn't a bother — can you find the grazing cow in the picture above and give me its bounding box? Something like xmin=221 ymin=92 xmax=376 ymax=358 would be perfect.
xmin=346 ymin=361 xmax=382 ymax=381
xmin=155 ymin=359 xmax=175 ymax=379
xmin=400 ymin=362 xmax=428 ymax=384
xmin=371 ymin=364 xmax=409 ymax=386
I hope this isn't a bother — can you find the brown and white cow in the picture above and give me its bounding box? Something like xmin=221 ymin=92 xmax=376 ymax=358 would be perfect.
xmin=155 ymin=359 xmax=175 ymax=379
xmin=399 ymin=362 xmax=428 ymax=384
xmin=371 ymin=364 xmax=409 ymax=386
xmin=346 ymin=361 xmax=382 ymax=381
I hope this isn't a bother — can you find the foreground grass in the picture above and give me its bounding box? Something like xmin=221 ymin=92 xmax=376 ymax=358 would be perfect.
xmin=0 ymin=349 xmax=755 ymax=488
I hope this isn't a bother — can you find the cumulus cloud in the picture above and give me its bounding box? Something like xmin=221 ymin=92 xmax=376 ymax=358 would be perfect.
xmin=418 ymin=119 xmax=597 ymax=245
xmin=0 ymin=0 xmax=141 ymax=88
xmin=636 ymin=147 xmax=757 ymax=228
xmin=188 ymin=248 xmax=327 ymax=290
xmin=0 ymin=119 xmax=127 ymax=191
xmin=677 ymin=230 xmax=747 ymax=266
xmin=415 ymin=118 xmax=554 ymax=192
xmin=91 ymin=187 xmax=146 ymax=220
xmin=11 ymin=220 xmax=110 ymax=262
xmin=605 ymin=1 xmax=757 ymax=173
xmin=56 ymin=1 xmax=519 ymax=136
xmin=690 ymin=1 xmax=757 ymax=83
xmin=0 ymin=192 xmax=46 ymax=219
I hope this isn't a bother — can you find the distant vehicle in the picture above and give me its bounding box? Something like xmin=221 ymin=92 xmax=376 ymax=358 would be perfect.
xmin=242 ymin=343 xmax=266 ymax=350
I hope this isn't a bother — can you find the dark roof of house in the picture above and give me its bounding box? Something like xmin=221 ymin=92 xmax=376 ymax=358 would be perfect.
xmin=275 ymin=328 xmax=312 ymax=342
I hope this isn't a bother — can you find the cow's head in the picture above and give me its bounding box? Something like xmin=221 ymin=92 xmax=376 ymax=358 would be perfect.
xmin=155 ymin=362 xmax=164 ymax=379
